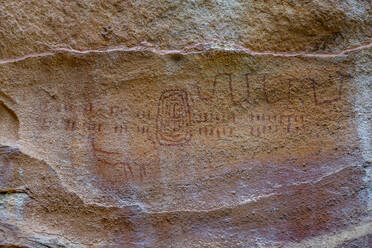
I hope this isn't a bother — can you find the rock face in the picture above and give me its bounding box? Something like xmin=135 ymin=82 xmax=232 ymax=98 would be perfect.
xmin=0 ymin=1 xmax=371 ymax=247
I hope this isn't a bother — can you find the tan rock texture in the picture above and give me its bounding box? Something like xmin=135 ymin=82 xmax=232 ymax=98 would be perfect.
xmin=0 ymin=1 xmax=371 ymax=247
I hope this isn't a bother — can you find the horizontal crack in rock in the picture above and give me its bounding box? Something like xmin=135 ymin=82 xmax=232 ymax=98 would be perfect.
xmin=0 ymin=188 xmax=27 ymax=194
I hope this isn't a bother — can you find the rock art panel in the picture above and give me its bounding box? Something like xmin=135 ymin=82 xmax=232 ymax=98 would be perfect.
xmin=0 ymin=1 xmax=371 ymax=247
xmin=0 ymin=48 xmax=370 ymax=248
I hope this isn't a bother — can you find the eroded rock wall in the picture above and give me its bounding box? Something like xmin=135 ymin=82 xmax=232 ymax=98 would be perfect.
xmin=0 ymin=1 xmax=371 ymax=247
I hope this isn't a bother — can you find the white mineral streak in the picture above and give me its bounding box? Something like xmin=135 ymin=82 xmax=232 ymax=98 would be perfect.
xmin=354 ymin=73 xmax=372 ymax=163
xmin=0 ymin=41 xmax=371 ymax=66
xmin=289 ymin=217 xmax=372 ymax=248
xmin=353 ymin=56 xmax=372 ymax=211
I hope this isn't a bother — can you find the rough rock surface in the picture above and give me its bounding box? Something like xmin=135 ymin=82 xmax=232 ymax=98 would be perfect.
xmin=0 ymin=1 xmax=371 ymax=247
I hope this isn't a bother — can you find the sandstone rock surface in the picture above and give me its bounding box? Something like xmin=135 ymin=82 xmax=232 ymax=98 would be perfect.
xmin=0 ymin=1 xmax=371 ymax=247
